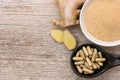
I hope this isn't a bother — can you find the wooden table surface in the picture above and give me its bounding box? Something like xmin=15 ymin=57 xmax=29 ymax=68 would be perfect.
xmin=0 ymin=0 xmax=120 ymax=80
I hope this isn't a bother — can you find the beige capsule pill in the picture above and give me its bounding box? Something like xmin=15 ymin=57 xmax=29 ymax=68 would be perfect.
xmin=91 ymin=51 xmax=97 ymax=62
xmin=91 ymin=48 xmax=94 ymax=52
xmin=94 ymin=48 xmax=97 ymax=53
xmin=84 ymin=62 xmax=93 ymax=70
xmin=79 ymin=50 xmax=86 ymax=59
xmin=94 ymin=49 xmax=98 ymax=58
xmin=83 ymin=68 xmax=94 ymax=74
xmin=93 ymin=63 xmax=97 ymax=69
xmin=76 ymin=51 xmax=80 ymax=57
xmin=96 ymin=58 xmax=106 ymax=62
xmin=82 ymin=47 xmax=89 ymax=56
xmin=86 ymin=57 xmax=93 ymax=66
xmin=87 ymin=46 xmax=93 ymax=55
xmin=80 ymin=65 xmax=86 ymax=68
xmin=95 ymin=63 xmax=100 ymax=69
xmin=73 ymin=57 xmax=83 ymax=61
xmin=84 ymin=72 xmax=89 ymax=74
xmin=76 ymin=66 xmax=83 ymax=73
xmin=97 ymin=62 xmax=103 ymax=67
xmin=74 ymin=61 xmax=84 ymax=65
xmin=96 ymin=53 xmax=98 ymax=58
xmin=98 ymin=52 xmax=103 ymax=58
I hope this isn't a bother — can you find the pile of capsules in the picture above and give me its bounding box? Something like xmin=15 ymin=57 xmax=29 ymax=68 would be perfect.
xmin=72 ymin=46 xmax=106 ymax=74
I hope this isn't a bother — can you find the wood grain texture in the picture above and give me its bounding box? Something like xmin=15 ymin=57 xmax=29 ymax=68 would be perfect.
xmin=0 ymin=0 xmax=120 ymax=80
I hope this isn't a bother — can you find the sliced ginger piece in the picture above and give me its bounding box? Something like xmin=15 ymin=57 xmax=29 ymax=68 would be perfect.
xmin=63 ymin=30 xmax=77 ymax=50
xmin=50 ymin=29 xmax=63 ymax=43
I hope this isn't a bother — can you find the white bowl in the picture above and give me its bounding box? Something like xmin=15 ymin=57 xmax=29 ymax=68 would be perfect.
xmin=80 ymin=0 xmax=120 ymax=47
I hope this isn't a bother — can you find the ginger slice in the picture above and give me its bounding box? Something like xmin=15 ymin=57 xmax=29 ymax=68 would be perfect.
xmin=63 ymin=30 xmax=77 ymax=50
xmin=50 ymin=29 xmax=63 ymax=43
xmin=53 ymin=0 xmax=86 ymax=27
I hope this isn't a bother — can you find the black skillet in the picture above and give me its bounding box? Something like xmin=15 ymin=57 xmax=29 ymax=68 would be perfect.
xmin=70 ymin=43 xmax=120 ymax=78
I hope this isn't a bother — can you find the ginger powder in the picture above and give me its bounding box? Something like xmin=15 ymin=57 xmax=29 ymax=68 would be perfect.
xmin=85 ymin=0 xmax=120 ymax=42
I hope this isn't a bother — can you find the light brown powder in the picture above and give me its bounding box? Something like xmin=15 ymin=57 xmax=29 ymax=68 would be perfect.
xmin=85 ymin=0 xmax=120 ymax=42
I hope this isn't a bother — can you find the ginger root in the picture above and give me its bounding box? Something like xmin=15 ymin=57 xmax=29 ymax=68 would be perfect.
xmin=50 ymin=29 xmax=63 ymax=43
xmin=63 ymin=30 xmax=77 ymax=50
xmin=53 ymin=0 xmax=85 ymax=27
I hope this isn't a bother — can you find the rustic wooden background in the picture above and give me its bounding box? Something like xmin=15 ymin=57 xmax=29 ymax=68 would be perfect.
xmin=0 ymin=0 xmax=120 ymax=80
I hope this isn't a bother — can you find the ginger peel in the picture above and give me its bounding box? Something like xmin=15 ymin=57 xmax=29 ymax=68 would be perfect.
xmin=53 ymin=0 xmax=86 ymax=27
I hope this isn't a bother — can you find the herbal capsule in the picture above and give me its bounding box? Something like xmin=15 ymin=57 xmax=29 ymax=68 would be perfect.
xmin=93 ymin=63 xmax=97 ymax=69
xmin=94 ymin=49 xmax=98 ymax=58
xmin=96 ymin=58 xmax=106 ymax=62
xmin=74 ymin=61 xmax=84 ymax=65
xmin=76 ymin=66 xmax=83 ymax=73
xmin=76 ymin=51 xmax=80 ymax=57
xmin=83 ymin=68 xmax=94 ymax=74
xmin=91 ymin=51 xmax=97 ymax=62
xmin=87 ymin=46 xmax=93 ymax=55
xmin=73 ymin=57 xmax=83 ymax=61
xmin=79 ymin=50 xmax=86 ymax=59
xmin=98 ymin=52 xmax=103 ymax=58
xmin=96 ymin=52 xmax=98 ymax=58
xmin=94 ymin=48 xmax=97 ymax=52
xmin=95 ymin=63 xmax=100 ymax=69
xmin=86 ymin=57 xmax=93 ymax=66
xmin=84 ymin=62 xmax=93 ymax=70
xmin=97 ymin=62 xmax=103 ymax=67
xmin=91 ymin=48 xmax=94 ymax=53
xmin=80 ymin=65 xmax=86 ymax=68
xmin=82 ymin=47 xmax=89 ymax=56
xmin=84 ymin=72 xmax=89 ymax=74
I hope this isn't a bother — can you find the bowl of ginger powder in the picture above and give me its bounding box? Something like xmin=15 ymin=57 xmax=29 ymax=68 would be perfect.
xmin=80 ymin=0 xmax=120 ymax=46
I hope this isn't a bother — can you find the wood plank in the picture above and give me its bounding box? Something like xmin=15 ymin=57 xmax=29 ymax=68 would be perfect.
xmin=0 ymin=0 xmax=120 ymax=80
